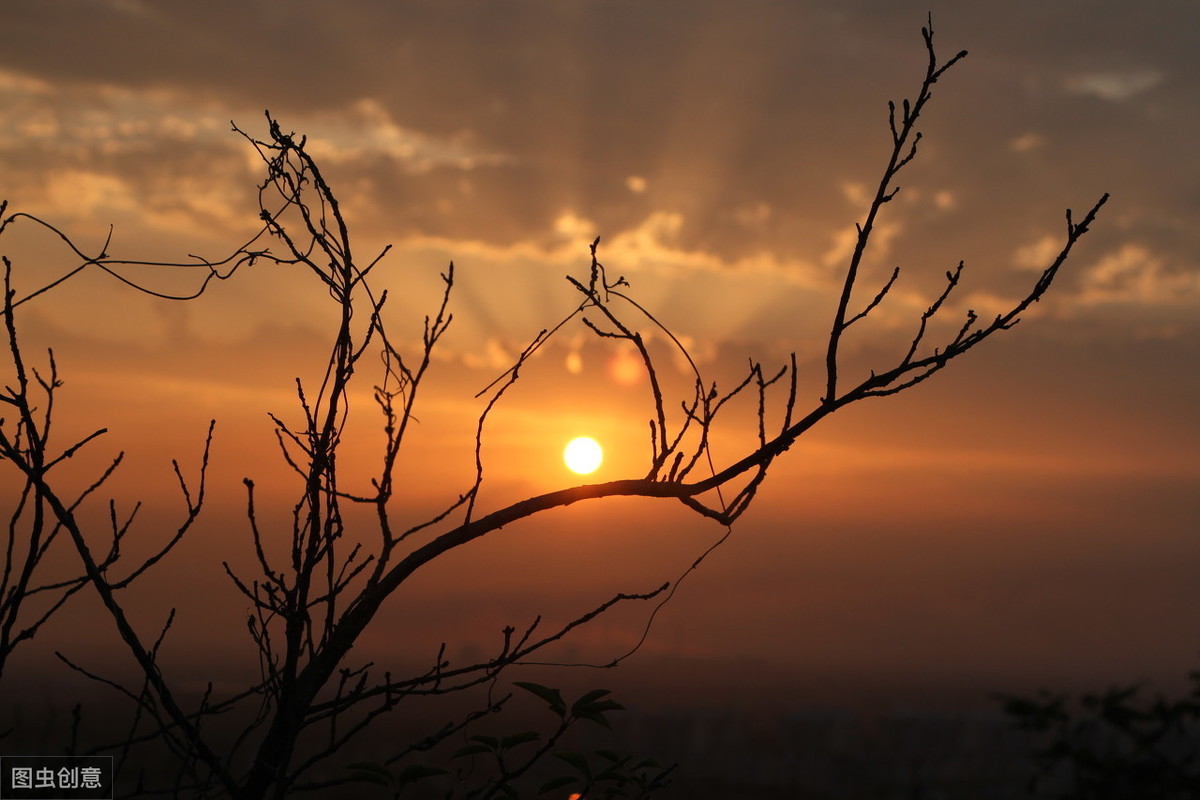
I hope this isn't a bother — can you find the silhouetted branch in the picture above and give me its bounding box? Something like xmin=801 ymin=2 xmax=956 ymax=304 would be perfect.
xmin=826 ymin=14 xmax=968 ymax=406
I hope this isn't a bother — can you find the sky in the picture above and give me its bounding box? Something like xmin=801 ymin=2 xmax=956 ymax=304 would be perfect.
xmin=1 ymin=0 xmax=1199 ymax=717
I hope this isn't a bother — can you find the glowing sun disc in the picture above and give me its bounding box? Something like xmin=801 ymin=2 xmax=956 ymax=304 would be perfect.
xmin=564 ymin=437 xmax=603 ymax=475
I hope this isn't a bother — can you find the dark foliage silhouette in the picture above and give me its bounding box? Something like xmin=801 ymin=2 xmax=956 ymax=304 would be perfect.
xmin=998 ymin=671 xmax=1200 ymax=798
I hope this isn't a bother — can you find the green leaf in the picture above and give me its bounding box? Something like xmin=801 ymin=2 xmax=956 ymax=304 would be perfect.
xmin=395 ymin=764 xmax=449 ymax=786
xmin=515 ymin=681 xmax=567 ymax=716
xmin=575 ymin=704 xmax=624 ymax=730
xmin=595 ymin=767 xmax=625 ymax=782
xmin=572 ymin=688 xmax=625 ymax=726
xmin=345 ymin=771 xmax=392 ymax=787
xmin=452 ymin=743 xmax=492 ymax=758
xmin=572 ymin=688 xmax=614 ymax=712
xmin=500 ymin=731 xmax=541 ymax=749
xmin=538 ymin=775 xmax=578 ymax=795
xmin=577 ymin=699 xmax=624 ymax=715
xmin=344 ymin=761 xmax=394 ymax=787
xmin=554 ymin=751 xmax=592 ymax=778
xmin=577 ymin=713 xmax=612 ymax=730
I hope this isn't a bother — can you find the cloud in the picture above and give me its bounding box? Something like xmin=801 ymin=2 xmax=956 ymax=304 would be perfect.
xmin=1009 ymin=132 xmax=1046 ymax=153
xmin=932 ymin=190 xmax=957 ymax=212
xmin=103 ymin=0 xmax=160 ymax=20
xmin=1013 ymin=233 xmax=1061 ymax=271
xmin=0 ymin=70 xmax=229 ymax=155
xmin=1064 ymin=68 xmax=1164 ymax=102
xmin=1009 ymin=236 xmax=1200 ymax=319
xmin=300 ymin=98 xmax=512 ymax=175
xmin=1076 ymin=243 xmax=1200 ymax=306
xmin=821 ymin=220 xmax=902 ymax=271
xmin=42 ymin=169 xmax=134 ymax=218
xmin=732 ymin=202 xmax=772 ymax=230
xmin=839 ymin=181 xmax=872 ymax=208
xmin=3 ymin=2 xmax=1196 ymax=357
xmin=0 ymin=68 xmax=51 ymax=94
xmin=462 ymin=336 xmax=517 ymax=371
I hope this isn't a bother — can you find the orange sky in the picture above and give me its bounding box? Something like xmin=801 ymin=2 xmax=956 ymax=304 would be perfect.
xmin=2 ymin=1 xmax=1199 ymax=712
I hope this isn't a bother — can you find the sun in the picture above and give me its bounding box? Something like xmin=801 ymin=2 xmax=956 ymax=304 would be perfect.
xmin=563 ymin=437 xmax=603 ymax=475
